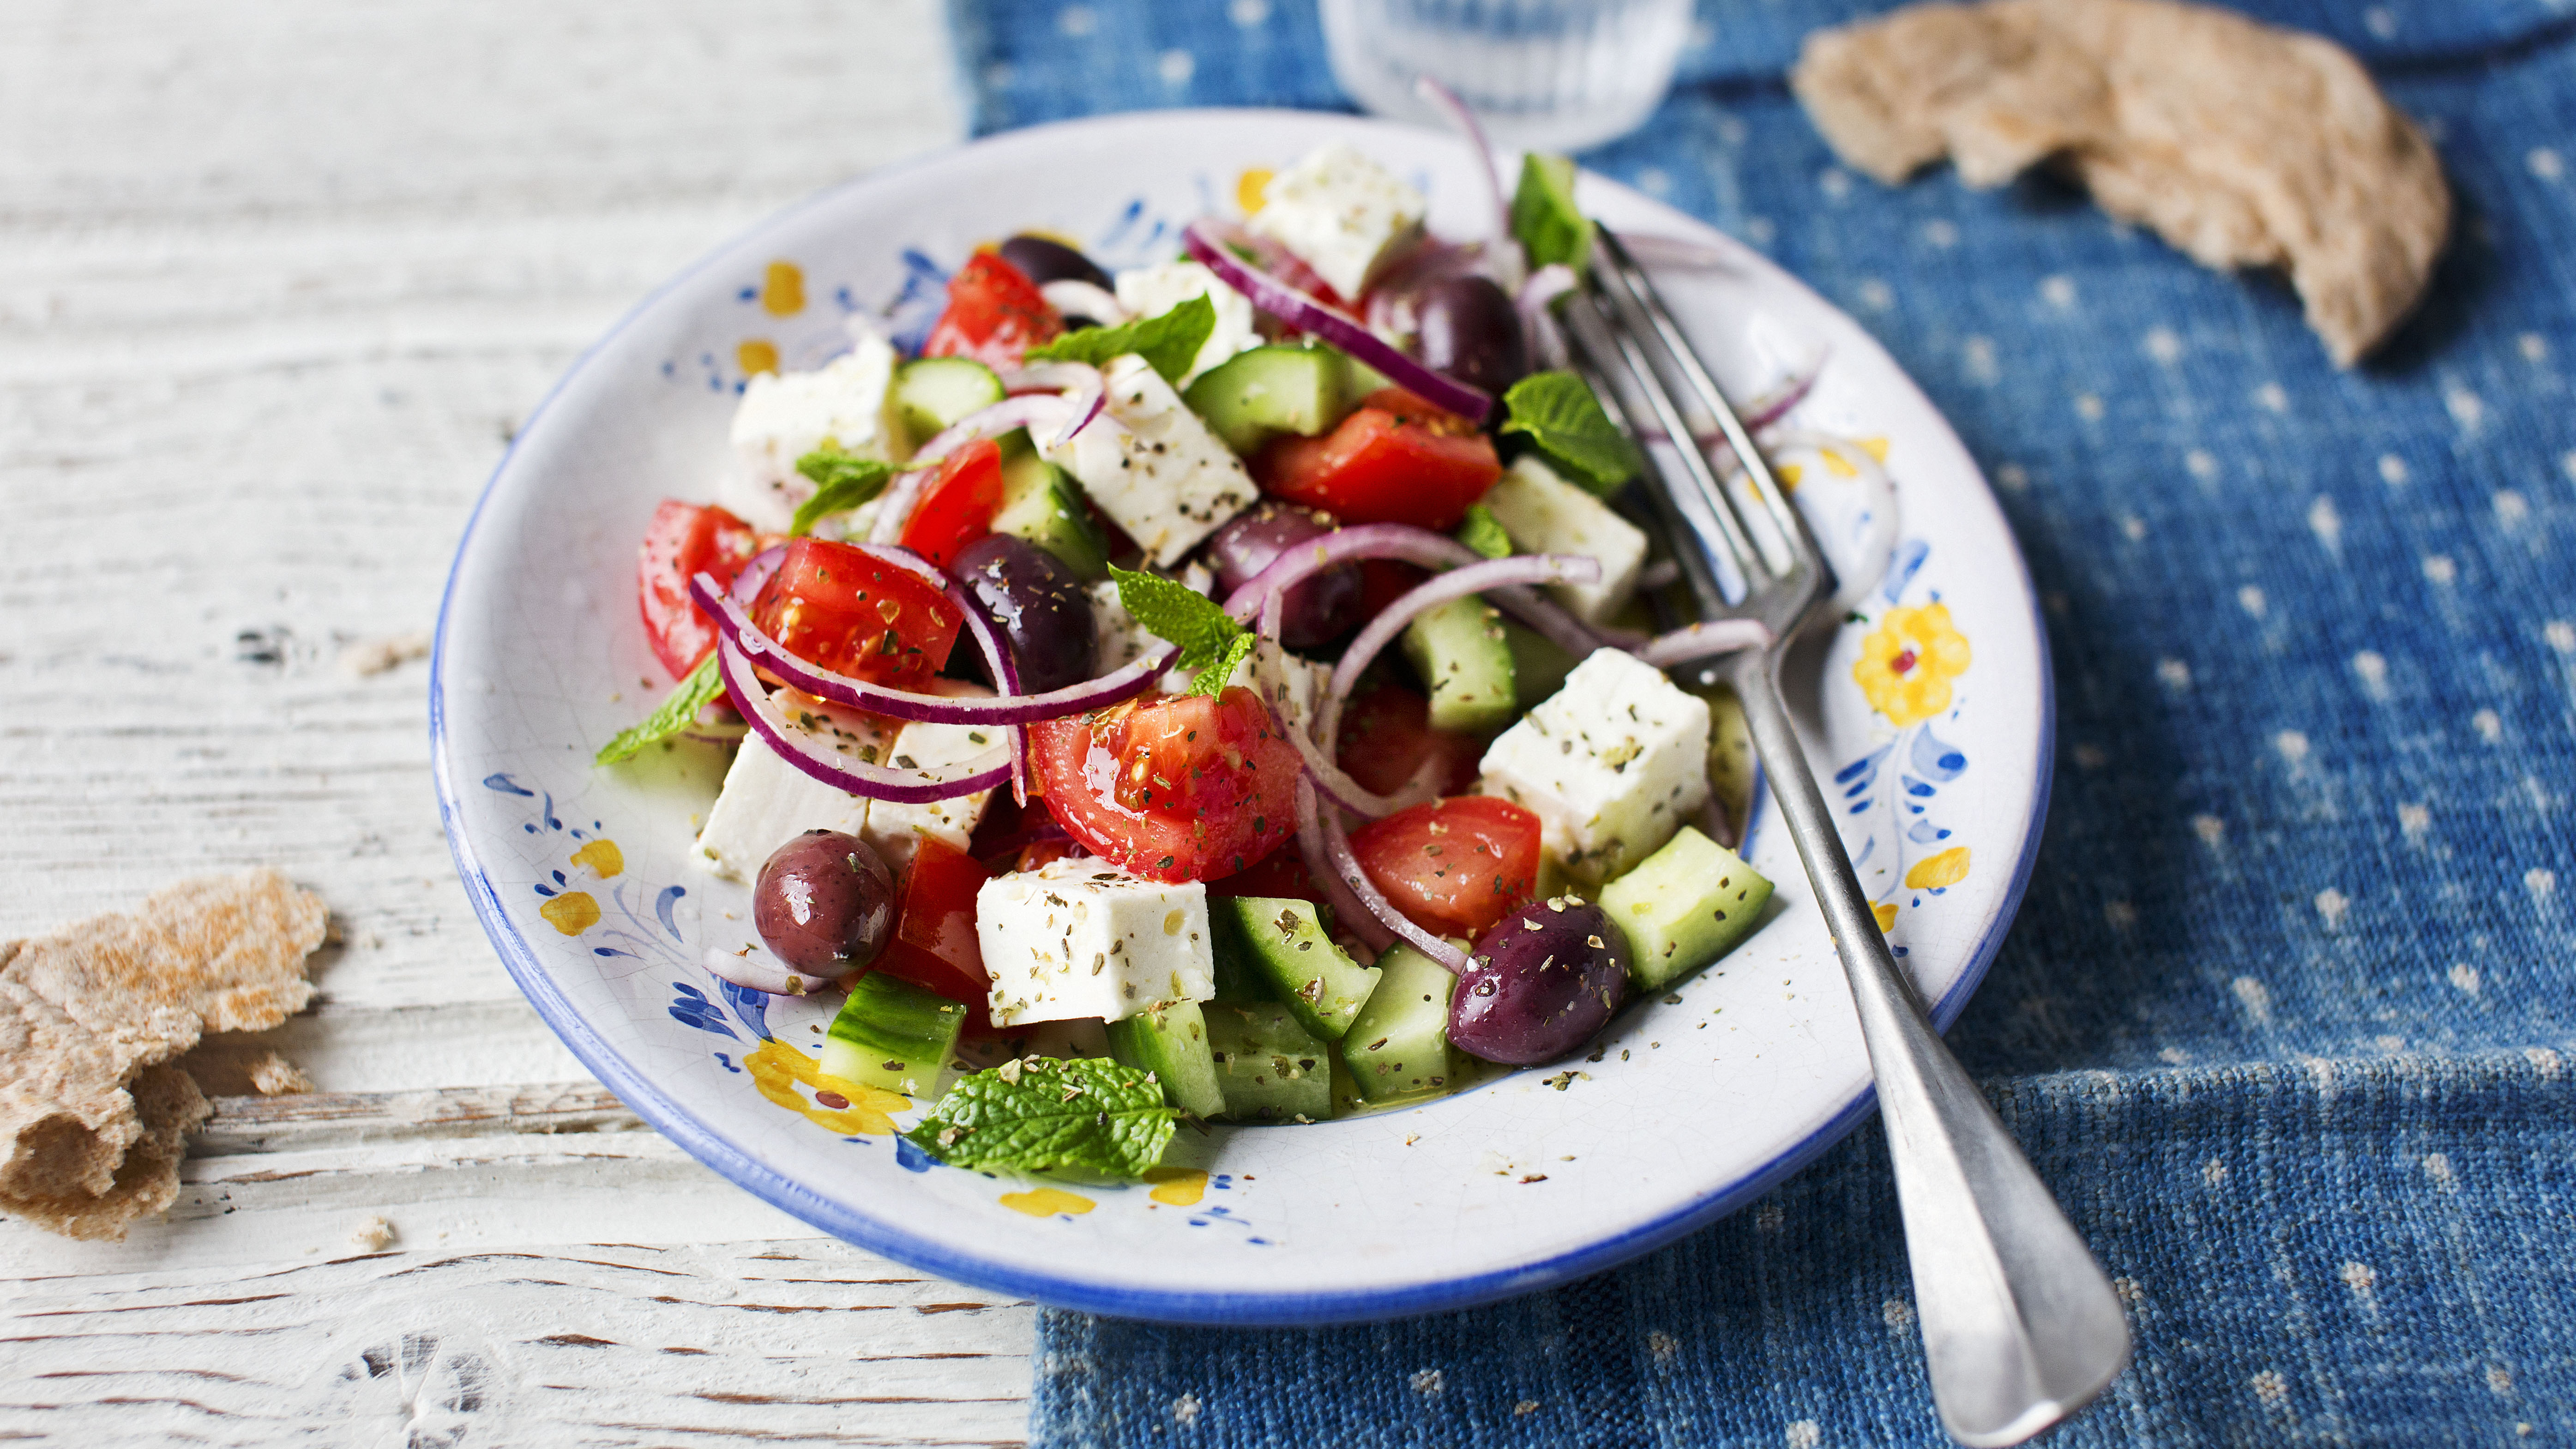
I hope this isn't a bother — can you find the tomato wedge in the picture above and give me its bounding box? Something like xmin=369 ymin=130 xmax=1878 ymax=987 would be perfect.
xmin=749 ymin=537 xmax=963 ymax=690
xmin=637 ymin=500 xmax=760 ymax=678
xmin=898 ymin=437 xmax=1006 ymax=571
xmin=873 ymin=837 xmax=995 ymax=1030
xmin=1336 ymin=684 xmax=1483 ymax=800
xmin=1348 ymin=796 xmax=1542 ymax=938
xmin=1028 ymin=688 xmax=1303 ymax=883
xmin=923 ymin=252 xmax=1062 ymax=369
xmin=1252 ymin=388 xmax=1502 ymax=530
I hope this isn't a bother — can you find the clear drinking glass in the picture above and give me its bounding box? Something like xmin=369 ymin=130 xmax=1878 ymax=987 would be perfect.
xmin=1319 ymin=0 xmax=1693 ymax=153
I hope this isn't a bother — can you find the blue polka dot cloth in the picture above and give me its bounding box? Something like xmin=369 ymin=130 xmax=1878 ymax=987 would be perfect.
xmin=950 ymin=0 xmax=2576 ymax=1442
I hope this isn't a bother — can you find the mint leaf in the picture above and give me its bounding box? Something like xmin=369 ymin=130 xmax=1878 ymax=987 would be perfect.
xmin=1028 ymin=293 xmax=1216 ymax=385
xmin=1187 ymin=631 xmax=1257 ymax=699
xmin=791 ymin=450 xmax=895 ymax=537
xmin=1512 ymin=152 xmax=1591 ymax=273
xmin=1456 ymin=503 xmax=1513 ymax=560
xmin=595 ymin=655 xmax=725 ymax=766
xmin=904 ymin=1055 xmax=1175 ymax=1177
xmin=1109 ymin=563 xmax=1243 ymax=676
xmin=1500 ymin=371 xmax=1641 ymax=496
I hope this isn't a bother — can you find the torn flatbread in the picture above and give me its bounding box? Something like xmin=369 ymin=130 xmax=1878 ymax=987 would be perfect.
xmin=247 ymin=1049 xmax=317 ymax=1096
xmin=0 ymin=869 xmax=325 ymax=1239
xmin=1791 ymin=0 xmax=2450 ymax=364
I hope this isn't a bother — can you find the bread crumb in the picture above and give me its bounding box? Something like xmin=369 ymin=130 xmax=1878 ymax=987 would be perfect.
xmin=349 ymin=1215 xmax=396 ymax=1251
xmin=247 ymin=1050 xmax=315 ymax=1096
xmin=0 ymin=869 xmax=325 ymax=1240
xmin=1791 ymin=0 xmax=2448 ymax=364
xmin=339 ymin=631 xmax=431 ymax=678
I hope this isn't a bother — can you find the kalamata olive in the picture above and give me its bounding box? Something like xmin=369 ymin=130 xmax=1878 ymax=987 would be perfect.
xmin=1416 ymin=276 xmax=1529 ymax=395
xmin=754 ymin=830 xmax=896 ymax=975
xmin=1205 ymin=502 xmax=1363 ymax=647
xmin=998 ymin=234 xmax=1113 ymax=292
xmin=951 ymin=532 xmax=1096 ymax=694
xmin=1448 ymin=897 xmax=1630 ymax=1065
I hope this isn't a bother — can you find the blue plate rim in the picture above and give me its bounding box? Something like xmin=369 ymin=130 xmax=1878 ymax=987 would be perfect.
xmin=431 ymin=107 xmax=2054 ymax=1327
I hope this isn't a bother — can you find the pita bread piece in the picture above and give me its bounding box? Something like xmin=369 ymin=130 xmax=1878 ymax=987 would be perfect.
xmin=0 ymin=868 xmax=325 ymax=1239
xmin=1791 ymin=0 xmax=2450 ymax=364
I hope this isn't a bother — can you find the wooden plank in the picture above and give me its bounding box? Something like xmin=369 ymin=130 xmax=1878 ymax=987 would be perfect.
xmin=1 ymin=1241 xmax=1034 ymax=1447
xmin=0 ymin=0 xmax=1036 ymax=1438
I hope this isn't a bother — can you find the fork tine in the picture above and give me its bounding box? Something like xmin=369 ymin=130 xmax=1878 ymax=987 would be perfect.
xmin=1593 ymin=226 xmax=1834 ymax=592
xmin=1559 ymin=285 xmax=1772 ymax=603
xmin=1558 ymin=296 xmax=1746 ymax=614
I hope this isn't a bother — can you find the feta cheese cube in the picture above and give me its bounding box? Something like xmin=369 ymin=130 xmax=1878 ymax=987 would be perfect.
xmin=1480 ymin=456 xmax=1649 ymax=626
xmin=975 ymin=859 xmax=1216 ymax=1025
xmin=1478 ymin=649 xmax=1710 ymax=885
xmin=1247 ymin=144 xmax=1427 ymax=301
xmin=859 ymin=681 xmax=1007 ymax=874
xmin=720 ymin=333 xmax=904 ymax=533
xmin=1043 ymin=356 xmax=1256 ymax=565
xmin=1111 ymin=260 xmax=1259 ymax=387
xmin=692 ymin=691 xmax=897 ymax=882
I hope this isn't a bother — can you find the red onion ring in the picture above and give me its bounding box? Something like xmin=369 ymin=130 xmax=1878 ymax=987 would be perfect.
xmin=875 ymin=395 xmax=1080 ymax=545
xmin=715 ymin=634 xmax=1012 ymax=803
xmin=999 ymin=361 xmax=1108 ymax=448
xmin=1628 ymin=619 xmax=1774 ymax=669
xmin=939 ymin=549 xmax=1034 ymax=804
xmin=1318 ymin=553 xmax=1602 ymax=757
xmin=690 ymin=569 xmax=1178 ymax=727
xmin=1295 ymin=776 xmax=1392 ymax=956
xmin=1183 ymin=221 xmax=1494 ymax=426
xmin=1412 ymin=75 xmax=1525 ymax=293
xmin=1252 ymin=643 xmax=1427 ymax=821
xmin=1309 ymin=781 xmax=1471 ymax=974
xmin=1218 ymin=521 xmax=1603 ymax=661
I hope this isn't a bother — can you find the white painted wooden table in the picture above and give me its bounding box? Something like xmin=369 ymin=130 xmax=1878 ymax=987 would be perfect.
xmin=0 ymin=4 xmax=1041 ymax=1441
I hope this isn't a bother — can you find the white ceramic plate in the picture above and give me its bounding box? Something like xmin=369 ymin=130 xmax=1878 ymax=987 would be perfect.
xmin=433 ymin=109 xmax=2049 ymax=1326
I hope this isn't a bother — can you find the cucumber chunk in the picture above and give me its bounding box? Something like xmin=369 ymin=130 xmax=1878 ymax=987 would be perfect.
xmin=1336 ymin=943 xmax=1458 ymax=1104
xmin=1210 ymin=896 xmax=1380 ymax=1041
xmin=1182 ymin=345 xmax=1351 ymax=455
xmin=991 ymin=447 xmax=1111 ymax=580
xmin=891 ymin=357 xmax=1004 ymax=444
xmin=1502 ymin=619 xmax=1579 ymax=711
xmin=1204 ymin=998 xmax=1335 ymax=1123
xmin=820 ymin=973 xmax=969 ymax=1097
xmin=1104 ymin=999 xmax=1227 ymax=1120
xmin=1402 ymin=597 xmax=1517 ymax=733
xmin=1599 ymin=826 xmax=1775 ymax=990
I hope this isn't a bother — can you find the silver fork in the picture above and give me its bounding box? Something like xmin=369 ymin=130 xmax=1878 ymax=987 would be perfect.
xmin=1559 ymin=225 xmax=2132 ymax=1448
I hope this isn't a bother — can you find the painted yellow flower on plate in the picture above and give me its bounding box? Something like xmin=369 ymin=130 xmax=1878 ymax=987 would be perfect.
xmin=1854 ymin=602 xmax=1971 ymax=726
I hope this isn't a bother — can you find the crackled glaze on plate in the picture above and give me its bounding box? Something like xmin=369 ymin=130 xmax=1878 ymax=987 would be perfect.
xmin=432 ymin=109 xmax=2050 ymax=1326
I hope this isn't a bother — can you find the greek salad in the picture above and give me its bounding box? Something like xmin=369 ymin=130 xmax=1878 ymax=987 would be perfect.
xmin=599 ymin=139 xmax=1782 ymax=1180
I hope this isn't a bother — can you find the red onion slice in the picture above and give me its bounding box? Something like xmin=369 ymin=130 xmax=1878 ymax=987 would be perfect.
xmin=691 ymin=570 xmax=1177 ymax=727
xmin=1296 ymin=776 xmax=1392 ymax=956
xmin=875 ymin=395 xmax=1081 ymax=545
xmin=1310 ymin=782 xmax=1471 ymax=975
xmin=943 ymin=547 xmax=1035 ymax=804
xmin=1183 ymin=221 xmax=1494 ymax=426
xmin=1218 ymin=521 xmax=1602 ymax=662
xmin=1318 ymin=552 xmax=1600 ymax=756
xmin=1412 ymin=75 xmax=1525 ymax=293
xmin=715 ymin=635 xmax=1012 ymax=803
xmin=1252 ymin=643 xmax=1430 ymax=821
xmin=703 ymin=947 xmax=847 ymax=998
xmin=999 ymin=361 xmax=1108 ymax=448
xmin=1629 ymin=619 xmax=1774 ymax=669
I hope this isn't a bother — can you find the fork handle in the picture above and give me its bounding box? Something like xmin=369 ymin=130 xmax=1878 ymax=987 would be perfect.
xmin=1725 ymin=648 xmax=2131 ymax=1447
